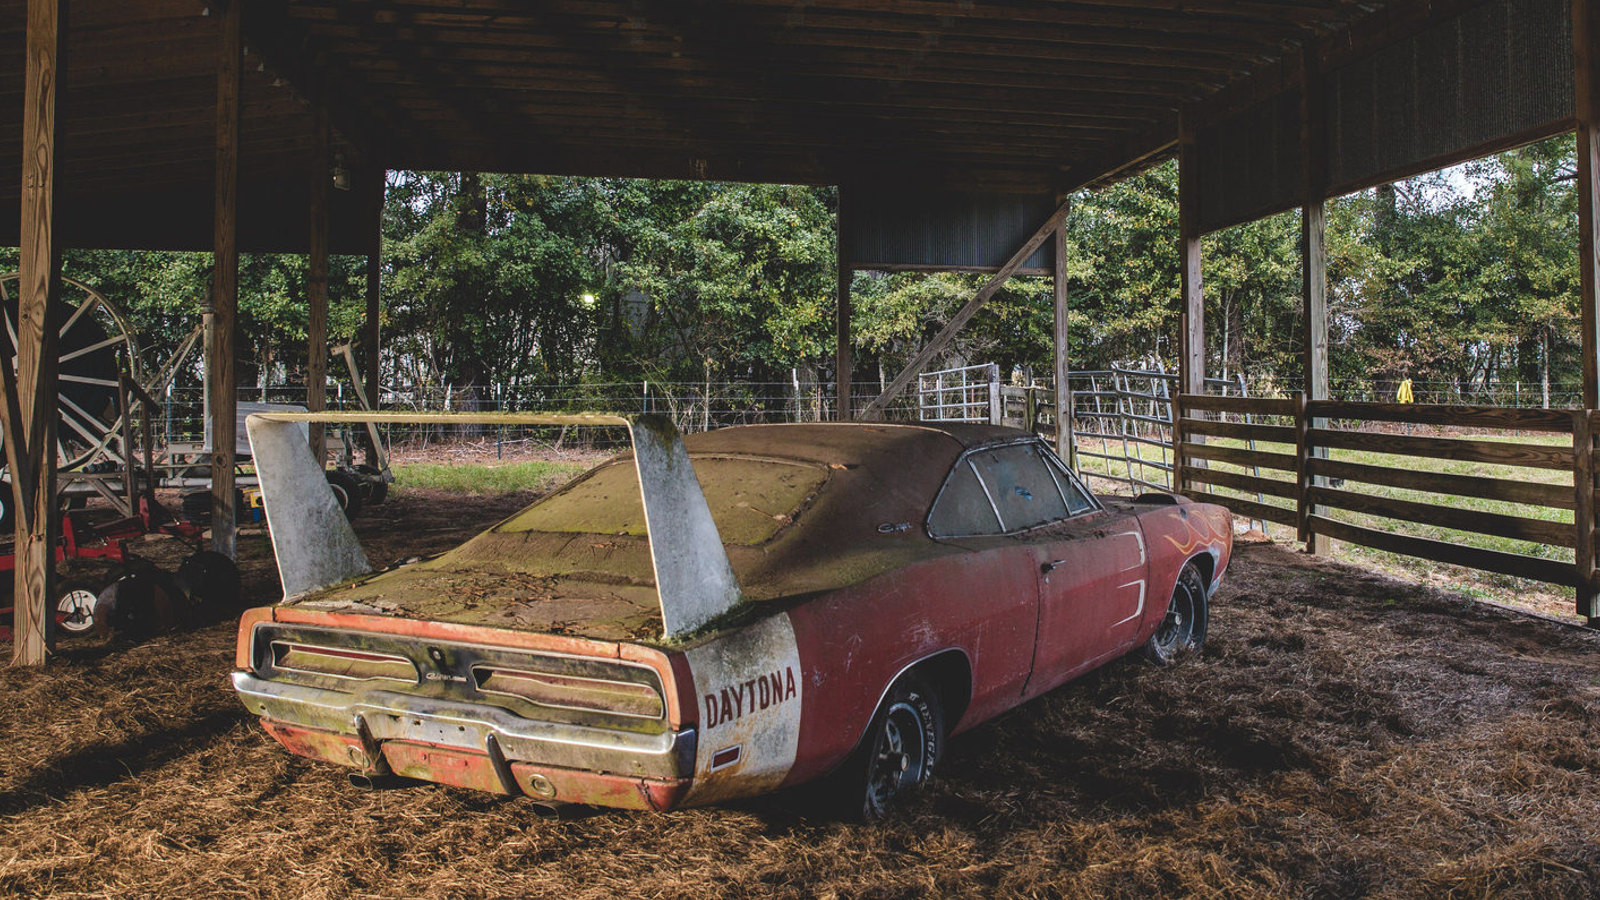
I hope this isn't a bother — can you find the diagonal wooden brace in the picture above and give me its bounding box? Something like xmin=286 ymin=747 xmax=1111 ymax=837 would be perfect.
xmin=860 ymin=199 xmax=1074 ymax=420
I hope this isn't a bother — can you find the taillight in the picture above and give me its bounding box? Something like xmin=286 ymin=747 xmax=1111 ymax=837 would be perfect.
xmin=473 ymin=666 xmax=664 ymax=719
xmin=270 ymin=641 xmax=419 ymax=684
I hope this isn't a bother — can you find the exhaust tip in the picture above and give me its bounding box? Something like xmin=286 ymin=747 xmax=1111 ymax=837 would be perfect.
xmin=348 ymin=772 xmax=412 ymax=791
xmin=529 ymin=800 xmax=592 ymax=821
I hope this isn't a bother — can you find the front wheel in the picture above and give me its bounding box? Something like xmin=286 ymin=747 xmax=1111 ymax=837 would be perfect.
xmin=842 ymin=673 xmax=945 ymax=820
xmin=1144 ymin=561 xmax=1209 ymax=665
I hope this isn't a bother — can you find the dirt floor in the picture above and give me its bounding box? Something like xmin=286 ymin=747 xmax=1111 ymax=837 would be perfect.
xmin=3 ymin=489 xmax=1600 ymax=899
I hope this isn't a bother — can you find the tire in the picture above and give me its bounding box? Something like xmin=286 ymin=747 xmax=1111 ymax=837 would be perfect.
xmin=841 ymin=672 xmax=945 ymax=820
xmin=354 ymin=464 xmax=388 ymax=505
xmin=1144 ymin=561 xmax=1209 ymax=665
xmin=326 ymin=469 xmax=362 ymax=518
xmin=176 ymin=550 xmax=242 ymax=607
xmin=94 ymin=566 xmax=188 ymax=640
xmin=54 ymin=580 xmax=100 ymax=636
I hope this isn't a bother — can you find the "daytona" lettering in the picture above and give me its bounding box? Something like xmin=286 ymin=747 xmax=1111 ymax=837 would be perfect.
xmin=703 ymin=667 xmax=797 ymax=728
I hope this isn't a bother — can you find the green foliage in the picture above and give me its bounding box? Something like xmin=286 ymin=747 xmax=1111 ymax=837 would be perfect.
xmin=0 ymin=133 xmax=1583 ymax=402
xmin=382 ymin=172 xmax=600 ymax=387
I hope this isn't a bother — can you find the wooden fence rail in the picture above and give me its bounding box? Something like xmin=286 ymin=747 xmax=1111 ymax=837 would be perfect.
xmin=1175 ymin=393 xmax=1600 ymax=624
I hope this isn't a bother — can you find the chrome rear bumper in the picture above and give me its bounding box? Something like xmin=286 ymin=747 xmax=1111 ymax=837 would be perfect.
xmin=232 ymin=672 xmax=695 ymax=780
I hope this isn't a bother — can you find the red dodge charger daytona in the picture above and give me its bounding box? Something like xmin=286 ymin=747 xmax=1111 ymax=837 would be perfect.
xmin=233 ymin=418 xmax=1231 ymax=818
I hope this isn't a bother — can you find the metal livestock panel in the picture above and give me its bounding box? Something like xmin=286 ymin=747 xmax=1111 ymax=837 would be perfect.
xmin=1196 ymin=88 xmax=1305 ymax=235
xmin=1326 ymin=0 xmax=1573 ymax=194
xmin=842 ymin=188 xmax=1054 ymax=273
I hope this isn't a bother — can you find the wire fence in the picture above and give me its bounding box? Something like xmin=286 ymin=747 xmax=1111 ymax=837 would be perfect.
xmin=1246 ymin=377 xmax=1584 ymax=409
xmin=143 ymin=371 xmax=1583 ymax=462
xmin=155 ymin=380 xmax=921 ymax=453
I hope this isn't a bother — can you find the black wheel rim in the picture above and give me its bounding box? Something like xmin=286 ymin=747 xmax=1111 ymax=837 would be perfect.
xmin=1153 ymin=576 xmax=1200 ymax=657
xmin=866 ymin=701 xmax=928 ymax=811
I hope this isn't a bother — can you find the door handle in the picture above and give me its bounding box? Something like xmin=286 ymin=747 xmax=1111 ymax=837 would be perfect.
xmin=1041 ymin=560 xmax=1066 ymax=575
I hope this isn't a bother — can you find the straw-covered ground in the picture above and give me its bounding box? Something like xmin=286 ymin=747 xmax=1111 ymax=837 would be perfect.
xmin=2 ymin=488 xmax=1599 ymax=899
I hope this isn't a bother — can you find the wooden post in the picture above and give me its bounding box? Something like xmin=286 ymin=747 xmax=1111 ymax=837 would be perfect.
xmin=363 ymin=169 xmax=384 ymax=465
xmin=307 ymin=106 xmax=330 ymax=465
xmin=1052 ymin=209 xmax=1076 ymax=468
xmin=836 ymin=187 xmax=853 ymax=421
xmin=1294 ymin=391 xmax=1311 ymax=544
xmin=1176 ymin=114 xmax=1203 ymax=495
xmin=1578 ymin=0 xmax=1600 ymax=410
xmin=1301 ymin=47 xmax=1332 ymax=555
xmin=364 ymin=169 xmax=384 ymax=411
xmin=1575 ymin=0 xmax=1599 ymax=621
xmin=1574 ymin=411 xmax=1598 ymax=622
xmin=11 ymin=0 xmax=65 ymax=665
xmin=209 ymin=0 xmax=241 ymax=559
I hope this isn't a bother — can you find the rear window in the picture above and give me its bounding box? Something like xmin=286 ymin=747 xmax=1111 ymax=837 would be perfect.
xmin=499 ymin=456 xmax=827 ymax=546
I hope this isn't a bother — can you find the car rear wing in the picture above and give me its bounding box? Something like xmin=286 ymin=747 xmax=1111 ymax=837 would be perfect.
xmin=244 ymin=412 xmax=744 ymax=638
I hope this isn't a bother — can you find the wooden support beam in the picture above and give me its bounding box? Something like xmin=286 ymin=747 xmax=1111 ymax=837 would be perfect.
xmin=1300 ymin=46 xmax=1332 ymax=555
xmin=1176 ymin=114 xmax=1203 ymax=496
xmin=1573 ymin=411 xmax=1597 ymax=620
xmin=364 ymin=167 xmax=384 ymax=411
xmin=1575 ymin=0 xmax=1600 ymax=622
xmin=1052 ymin=206 xmax=1075 ymax=468
xmin=209 ymin=0 xmax=240 ymax=560
xmin=1579 ymin=0 xmax=1600 ymax=411
xmin=861 ymin=198 xmax=1074 ymax=419
xmin=363 ymin=167 xmax=384 ymax=464
xmin=307 ymin=105 xmax=330 ymax=466
xmin=836 ymin=187 xmax=853 ymax=421
xmin=11 ymin=0 xmax=65 ymax=666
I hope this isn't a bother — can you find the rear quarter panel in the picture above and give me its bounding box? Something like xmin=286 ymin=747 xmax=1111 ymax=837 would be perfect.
xmin=780 ymin=545 xmax=1040 ymax=786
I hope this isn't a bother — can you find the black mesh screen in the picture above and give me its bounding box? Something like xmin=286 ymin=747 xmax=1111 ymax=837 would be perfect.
xmin=842 ymin=189 xmax=1055 ymax=272
xmin=1196 ymin=88 xmax=1304 ymax=234
xmin=1327 ymin=0 xmax=1573 ymax=193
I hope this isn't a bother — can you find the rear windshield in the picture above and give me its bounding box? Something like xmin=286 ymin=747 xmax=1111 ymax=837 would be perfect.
xmin=499 ymin=455 xmax=828 ymax=546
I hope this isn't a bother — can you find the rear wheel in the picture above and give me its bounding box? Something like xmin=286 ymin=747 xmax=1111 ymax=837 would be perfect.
xmin=842 ymin=673 xmax=945 ymax=820
xmin=1144 ymin=561 xmax=1208 ymax=665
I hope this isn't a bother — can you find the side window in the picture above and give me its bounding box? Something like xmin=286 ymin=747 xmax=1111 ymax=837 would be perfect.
xmin=1046 ymin=455 xmax=1096 ymax=515
xmin=968 ymin=444 xmax=1068 ymax=532
xmin=927 ymin=460 xmax=1002 ymax=538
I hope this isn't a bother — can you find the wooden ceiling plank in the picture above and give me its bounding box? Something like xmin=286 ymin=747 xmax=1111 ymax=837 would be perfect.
xmin=309 ymin=36 xmax=1225 ymax=94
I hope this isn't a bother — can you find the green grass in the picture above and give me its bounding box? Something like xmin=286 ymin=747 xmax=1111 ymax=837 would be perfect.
xmin=391 ymin=460 xmax=586 ymax=495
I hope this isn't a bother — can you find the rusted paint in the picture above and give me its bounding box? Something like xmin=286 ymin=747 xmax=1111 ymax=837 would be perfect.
xmin=382 ymin=740 xmax=513 ymax=795
xmin=261 ymin=719 xmax=385 ymax=773
xmin=235 ymin=606 xmax=275 ymax=670
xmin=287 ymin=424 xmax=984 ymax=645
xmin=236 ymin=423 xmax=1235 ymax=813
xmin=507 ymin=762 xmax=690 ymax=811
xmin=680 ymin=614 xmax=803 ymax=806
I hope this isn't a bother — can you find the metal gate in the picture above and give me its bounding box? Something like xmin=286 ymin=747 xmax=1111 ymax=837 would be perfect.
xmin=917 ymin=363 xmax=1001 ymax=424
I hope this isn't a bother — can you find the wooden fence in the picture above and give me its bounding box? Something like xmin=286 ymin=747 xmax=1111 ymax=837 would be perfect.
xmin=1174 ymin=394 xmax=1598 ymax=623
